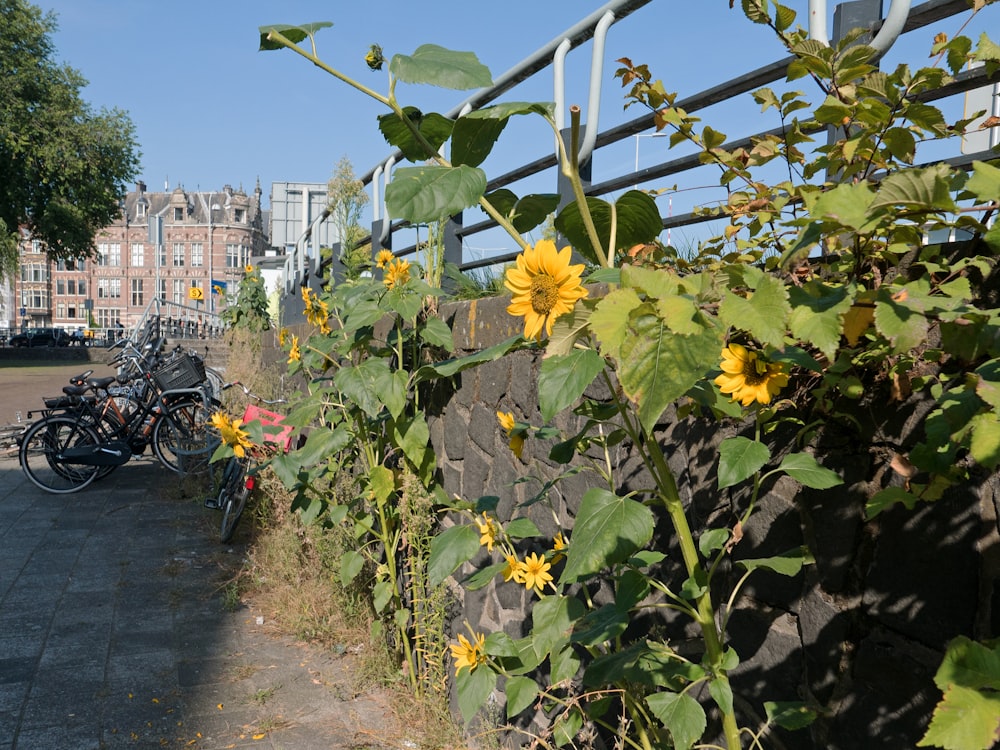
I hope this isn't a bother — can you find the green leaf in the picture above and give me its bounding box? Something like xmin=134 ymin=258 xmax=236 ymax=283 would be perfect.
xmin=258 ymin=22 xmax=333 ymax=51
xmin=590 ymin=288 xmax=643 ymax=360
xmin=377 ymin=108 xmax=454 ymax=162
xmin=462 ymin=561 xmax=507 ymax=590
xmin=555 ymin=192 xmax=663 ymax=265
xmin=390 ymin=44 xmax=493 ymax=90
xmin=372 ymin=578 xmax=393 ymax=613
xmin=392 ymin=411 xmax=431 ymax=474
xmin=737 ymin=546 xmax=815 ymax=576
xmin=969 ymin=412 xmax=1000 ymax=470
xmin=551 ymin=644 xmax=582 ymax=685
xmin=918 ymin=684 xmax=1000 ymax=749
xmin=450 ymin=112 xmax=507 ymax=168
xmin=385 ymin=165 xmax=487 ymax=225
xmin=718 ymin=436 xmax=771 ymax=489
xmin=699 ymin=528 xmax=731 ymax=559
xmin=646 ymin=691 xmax=706 ymax=750
xmin=719 ymin=274 xmax=790 ymax=349
xmin=335 ymin=358 xmax=393 ymax=419
xmin=870 ymin=162 xmax=958 ymax=214
xmin=875 ymin=295 xmax=930 ymax=354
xmin=709 ymin=677 xmax=734 ymax=716
xmin=966 ymin=161 xmax=1000 ymax=206
xmin=456 ymin=664 xmax=497 ymax=723
xmin=865 ymin=487 xmax=918 ymax=519
xmin=764 ymin=701 xmax=817 ymax=731
xmin=428 ymin=524 xmax=480 ymax=586
xmin=416 ymin=335 xmax=524 ymax=381
xmin=531 ymin=595 xmax=586 ymax=661
xmin=420 ymin=316 xmax=455 ymax=351
xmin=538 ymin=349 xmax=606 ymax=423
xmin=505 ymin=517 xmax=541 ymax=539
xmin=788 ymin=282 xmax=855 ymax=360
xmin=807 ymin=181 xmax=876 ymax=231
xmin=778 ymin=452 xmax=843 ymax=488
xmin=934 ymin=636 xmax=1000 ymax=692
xmin=560 ymin=488 xmax=655 ymax=583
xmin=339 ymin=549 xmax=364 ymax=586
xmin=618 ymin=305 xmax=722 ymax=435
xmin=505 ymin=676 xmax=538 ymax=718
xmin=572 ymin=603 xmax=630 ymax=646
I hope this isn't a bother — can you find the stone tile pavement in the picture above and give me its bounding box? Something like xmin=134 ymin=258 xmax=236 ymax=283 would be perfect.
xmin=0 ymin=454 xmax=397 ymax=750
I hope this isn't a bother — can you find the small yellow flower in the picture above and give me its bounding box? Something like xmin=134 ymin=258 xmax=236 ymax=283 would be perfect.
xmin=504 ymin=240 xmax=588 ymax=341
xmin=551 ymin=532 xmax=568 ymax=564
xmin=713 ymin=343 xmax=789 ymax=407
xmin=301 ymin=287 xmax=331 ymax=333
xmin=288 ymin=335 xmax=301 ymax=363
xmin=383 ymin=258 xmax=412 ymax=289
xmin=521 ymin=552 xmax=553 ymax=594
xmin=496 ymin=411 xmax=524 ymax=458
xmin=375 ymin=249 xmax=394 ymax=270
xmin=208 ymin=413 xmax=253 ymax=458
xmin=245 ymin=264 xmax=254 ymax=274
xmin=502 ymin=554 xmax=525 ymax=584
xmin=278 ymin=327 xmax=288 ymax=346
xmin=449 ymin=631 xmax=487 ymax=675
xmin=476 ymin=513 xmax=498 ymax=553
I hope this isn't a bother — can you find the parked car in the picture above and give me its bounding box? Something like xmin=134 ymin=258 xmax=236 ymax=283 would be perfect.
xmin=9 ymin=328 xmax=69 ymax=347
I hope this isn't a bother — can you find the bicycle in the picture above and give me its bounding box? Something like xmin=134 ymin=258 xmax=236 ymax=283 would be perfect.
xmin=18 ymin=343 xmax=217 ymax=493
xmin=204 ymin=382 xmax=292 ymax=543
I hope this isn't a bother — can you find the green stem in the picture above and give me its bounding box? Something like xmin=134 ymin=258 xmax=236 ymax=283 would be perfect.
xmin=557 ymin=106 xmax=608 ymax=267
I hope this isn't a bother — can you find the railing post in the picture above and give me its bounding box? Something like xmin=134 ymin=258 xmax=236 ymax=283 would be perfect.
xmin=441 ymin=213 xmax=464 ymax=294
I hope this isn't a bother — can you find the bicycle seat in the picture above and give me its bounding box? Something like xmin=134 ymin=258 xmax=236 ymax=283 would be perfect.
xmin=62 ymin=384 xmax=90 ymax=397
xmin=87 ymin=376 xmax=117 ymax=390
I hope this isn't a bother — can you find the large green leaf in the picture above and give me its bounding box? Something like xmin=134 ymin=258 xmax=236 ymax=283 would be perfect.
xmin=482 ymin=189 xmax=560 ymax=234
xmin=590 ymin=288 xmax=643 ymax=360
xmin=456 ymin=665 xmax=497 ymax=722
xmin=646 ymin=691 xmax=706 ymax=750
xmin=452 ymin=103 xmax=553 ymax=168
xmin=538 ymin=349 xmax=606 ymax=423
xmin=428 ymin=524 xmax=480 ymax=586
xmin=505 ymin=676 xmax=539 ymax=718
xmin=385 ymin=165 xmax=487 ymax=225
xmin=390 ymin=44 xmax=493 ymax=90
xmin=966 ymin=160 xmax=1000 ymax=205
xmin=415 ymin=335 xmax=524 ymax=382
xmin=719 ymin=274 xmax=790 ymax=349
xmin=870 ymin=162 xmax=959 ymax=214
xmin=531 ymin=595 xmax=586 ymax=661
xmin=258 ymin=22 xmax=332 ymax=51
xmin=806 ymin=181 xmax=876 ymax=231
xmin=293 ymin=424 xmax=353 ymax=468
xmin=392 ymin=411 xmax=431 ymax=473
xmin=617 ymin=304 xmax=722 ymax=435
xmin=875 ymin=294 xmax=929 ymax=354
xmin=555 ymin=191 xmax=663 ymax=265
xmin=377 ymin=108 xmax=454 ymax=162
xmin=933 ymin=636 xmax=1000 ymax=692
xmin=560 ymin=488 xmax=655 ymax=583
xmin=764 ymin=702 xmax=818 ymax=731
xmin=334 ymin=357 xmax=393 ymax=419
xmin=969 ymin=412 xmax=1000 ymax=470
xmin=788 ymin=281 xmax=855 ymax=360
xmin=778 ymin=452 xmax=843 ymax=488
xmin=737 ymin=546 xmax=815 ymax=576
xmin=918 ymin=685 xmax=1000 ymax=750
xmin=718 ymin=436 xmax=771 ymax=489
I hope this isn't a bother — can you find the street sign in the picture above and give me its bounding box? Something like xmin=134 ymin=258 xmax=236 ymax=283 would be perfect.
xmin=188 ymin=287 xmax=204 ymax=301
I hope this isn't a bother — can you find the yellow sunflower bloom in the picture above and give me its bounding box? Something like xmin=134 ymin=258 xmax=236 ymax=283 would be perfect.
xmin=713 ymin=343 xmax=789 ymax=407
xmin=375 ymin=249 xmax=394 ymax=270
xmin=551 ymin=532 xmax=568 ymax=564
xmin=476 ymin=513 xmax=498 ymax=553
xmin=496 ymin=411 xmax=524 ymax=458
xmin=504 ymin=240 xmax=588 ymax=341
xmin=521 ymin=552 xmax=553 ymax=594
xmin=502 ymin=554 xmax=525 ymax=584
xmin=449 ymin=631 xmax=486 ymax=675
xmin=288 ymin=335 xmax=301 ymax=363
xmin=208 ymin=413 xmax=253 ymax=459
xmin=245 ymin=264 xmax=254 ymax=274
xmin=384 ymin=258 xmax=412 ymax=289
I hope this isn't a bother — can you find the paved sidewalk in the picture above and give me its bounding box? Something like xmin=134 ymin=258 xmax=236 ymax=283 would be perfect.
xmin=0 ymin=455 xmax=396 ymax=750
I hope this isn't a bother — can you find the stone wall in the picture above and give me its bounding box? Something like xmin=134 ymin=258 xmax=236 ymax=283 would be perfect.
xmin=421 ymin=294 xmax=1000 ymax=749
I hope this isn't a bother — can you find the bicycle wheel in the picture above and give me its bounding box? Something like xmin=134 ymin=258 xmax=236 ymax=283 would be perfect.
xmin=219 ymin=456 xmax=252 ymax=543
xmin=19 ymin=415 xmax=102 ymax=493
xmin=152 ymin=398 xmax=218 ymax=474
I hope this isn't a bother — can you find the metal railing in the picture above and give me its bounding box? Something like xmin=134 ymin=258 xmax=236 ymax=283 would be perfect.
xmin=280 ymin=0 xmax=999 ymax=304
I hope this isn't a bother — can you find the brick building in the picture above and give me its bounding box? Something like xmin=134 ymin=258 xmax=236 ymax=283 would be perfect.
xmin=8 ymin=180 xmax=269 ymax=335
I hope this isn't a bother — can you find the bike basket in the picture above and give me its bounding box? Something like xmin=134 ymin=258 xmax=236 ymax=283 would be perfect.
xmin=152 ymin=353 xmax=205 ymax=391
xmin=242 ymin=403 xmax=293 ymax=451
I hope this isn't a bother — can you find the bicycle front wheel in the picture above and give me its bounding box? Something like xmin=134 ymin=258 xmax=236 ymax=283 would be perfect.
xmin=219 ymin=456 xmax=251 ymax=543
xmin=19 ymin=416 xmax=102 ymax=493
xmin=152 ymin=398 xmax=218 ymax=474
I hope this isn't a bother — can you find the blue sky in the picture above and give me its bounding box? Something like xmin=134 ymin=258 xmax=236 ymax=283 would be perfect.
xmin=33 ymin=0 xmax=999 ymax=235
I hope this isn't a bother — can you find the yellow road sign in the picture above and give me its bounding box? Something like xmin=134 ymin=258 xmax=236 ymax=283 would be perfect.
xmin=188 ymin=286 xmax=204 ymax=301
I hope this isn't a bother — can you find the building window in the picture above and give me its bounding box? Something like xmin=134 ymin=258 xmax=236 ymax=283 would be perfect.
xmin=57 ymin=303 xmax=65 ymax=318
xmin=172 ymin=242 xmax=185 ymax=267
xmin=56 ymin=280 xmax=65 ymax=295
xmin=225 ymin=243 xmax=243 ymax=269
xmin=130 ymin=279 xmax=144 ymax=307
xmin=21 ymin=263 xmax=47 ymax=282
xmin=68 ymin=306 xmax=76 ymax=319
xmin=137 ymin=201 xmax=146 ymax=219
xmin=109 ymin=243 xmax=121 ymax=266
xmin=78 ymin=280 xmax=86 ymax=296
xmin=98 ymin=279 xmax=121 ymax=299
xmin=131 ymin=242 xmax=144 ymax=267
xmin=158 ymin=280 xmax=167 ymax=301
xmin=96 ymin=309 xmax=120 ymax=328
xmin=172 ymin=279 xmax=186 ymax=305
xmin=234 ymin=208 xmax=245 ymax=223
xmin=190 ymin=242 xmax=203 ymax=267
xmin=67 ymin=280 xmax=76 ymax=295
xmin=159 ymin=245 xmax=167 ymax=268
xmin=174 ymin=206 xmax=184 ymax=221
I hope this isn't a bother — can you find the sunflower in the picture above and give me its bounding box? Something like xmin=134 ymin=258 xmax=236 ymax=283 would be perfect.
xmin=551 ymin=532 xmax=568 ymax=565
xmin=365 ymin=43 xmax=384 ymax=71
xmin=476 ymin=513 xmax=499 ymax=553
xmin=504 ymin=240 xmax=588 ymax=341
xmin=375 ymin=249 xmax=394 ymax=270
xmin=502 ymin=554 xmax=525 ymax=584
xmin=384 ymin=258 xmax=412 ymax=289
xmin=278 ymin=327 xmax=288 ymax=347
xmin=288 ymin=335 xmax=301 ymax=364
xmin=449 ymin=631 xmax=486 ymax=675
xmin=521 ymin=552 xmax=553 ymax=594
xmin=714 ymin=343 xmax=789 ymax=407
xmin=301 ymin=287 xmax=331 ymax=333
xmin=496 ymin=411 xmax=524 ymax=458
xmin=208 ymin=413 xmax=253 ymax=458
xmin=245 ymin=264 xmax=254 ymax=274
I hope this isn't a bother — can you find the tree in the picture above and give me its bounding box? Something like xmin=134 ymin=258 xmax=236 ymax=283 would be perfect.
xmin=326 ymin=155 xmax=370 ymax=280
xmin=0 ymin=0 xmax=140 ymax=277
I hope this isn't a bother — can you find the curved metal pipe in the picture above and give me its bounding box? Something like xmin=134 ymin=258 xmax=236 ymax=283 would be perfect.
xmin=578 ymin=10 xmax=615 ymax=163
xmin=380 ymin=156 xmax=396 ymax=245
xmin=372 ymin=165 xmax=383 ymax=221
xmin=553 ymin=38 xmax=571 ymax=133
xmin=808 ymin=0 xmax=911 ymax=58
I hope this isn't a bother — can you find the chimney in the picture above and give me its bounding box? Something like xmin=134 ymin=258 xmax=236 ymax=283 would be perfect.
xmin=136 ymin=181 xmax=146 ymax=194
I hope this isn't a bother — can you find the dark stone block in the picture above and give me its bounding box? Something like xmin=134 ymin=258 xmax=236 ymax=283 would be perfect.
xmin=442 ymin=405 xmax=468 ymax=461
xmin=469 ymin=403 xmax=498 ymax=455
